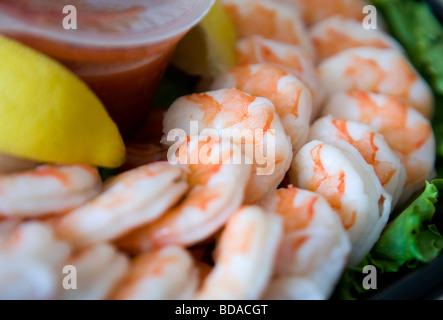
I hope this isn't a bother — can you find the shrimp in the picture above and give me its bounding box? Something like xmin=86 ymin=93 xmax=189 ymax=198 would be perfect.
xmin=236 ymin=36 xmax=325 ymax=113
xmin=317 ymin=47 xmax=434 ymax=118
xmin=115 ymin=137 xmax=252 ymax=253
xmin=0 ymin=164 xmax=101 ymax=218
xmin=310 ymin=16 xmax=404 ymax=60
xmin=290 ymin=140 xmax=392 ymax=266
xmin=259 ymin=187 xmax=350 ymax=300
xmin=194 ymin=206 xmax=282 ymax=300
xmin=219 ymin=0 xmax=314 ymax=55
xmin=309 ymin=116 xmax=406 ymax=207
xmin=54 ymin=162 xmax=188 ymax=248
xmin=322 ymin=91 xmax=436 ymax=204
xmin=110 ymin=246 xmax=199 ymax=300
xmin=161 ymin=88 xmax=292 ymax=204
xmin=58 ymin=243 xmax=129 ymax=300
xmin=0 ymin=152 xmax=38 ymax=174
xmin=210 ymin=63 xmax=312 ymax=153
xmin=277 ymin=0 xmax=369 ymax=26
xmin=0 ymin=221 xmax=71 ymax=299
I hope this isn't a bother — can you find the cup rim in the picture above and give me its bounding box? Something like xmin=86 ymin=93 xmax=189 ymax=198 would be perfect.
xmin=0 ymin=0 xmax=215 ymax=47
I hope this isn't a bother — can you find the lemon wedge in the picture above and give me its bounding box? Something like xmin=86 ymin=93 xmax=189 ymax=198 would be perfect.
xmin=0 ymin=35 xmax=125 ymax=168
xmin=171 ymin=0 xmax=238 ymax=77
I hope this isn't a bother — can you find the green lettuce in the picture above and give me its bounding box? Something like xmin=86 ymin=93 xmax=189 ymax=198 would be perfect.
xmin=372 ymin=0 xmax=443 ymax=158
xmin=335 ymin=180 xmax=443 ymax=300
xmin=372 ymin=0 xmax=443 ymax=94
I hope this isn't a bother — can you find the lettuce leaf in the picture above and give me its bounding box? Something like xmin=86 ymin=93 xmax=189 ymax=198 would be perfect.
xmin=372 ymin=0 xmax=443 ymax=94
xmin=335 ymin=180 xmax=443 ymax=300
xmin=372 ymin=0 xmax=443 ymax=159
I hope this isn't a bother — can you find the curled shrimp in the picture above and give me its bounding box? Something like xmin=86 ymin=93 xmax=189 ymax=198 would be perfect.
xmin=317 ymin=47 xmax=434 ymax=118
xmin=54 ymin=162 xmax=188 ymax=248
xmin=309 ymin=116 xmax=406 ymax=207
xmin=58 ymin=243 xmax=129 ymax=300
xmin=310 ymin=16 xmax=404 ymax=60
xmin=110 ymin=246 xmax=199 ymax=300
xmin=210 ymin=63 xmax=312 ymax=153
xmin=322 ymin=91 xmax=436 ymax=204
xmin=115 ymin=137 xmax=252 ymax=253
xmin=259 ymin=187 xmax=351 ymax=300
xmin=277 ymin=0 xmax=368 ymax=26
xmin=290 ymin=140 xmax=392 ymax=266
xmin=220 ymin=0 xmax=314 ymax=55
xmin=161 ymin=88 xmax=292 ymax=204
xmin=194 ymin=206 xmax=282 ymax=300
xmin=0 ymin=221 xmax=71 ymax=299
xmin=236 ymin=36 xmax=325 ymax=113
xmin=0 ymin=164 xmax=101 ymax=218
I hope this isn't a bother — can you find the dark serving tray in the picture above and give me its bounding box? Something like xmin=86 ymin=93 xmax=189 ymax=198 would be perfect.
xmin=363 ymin=0 xmax=443 ymax=300
xmin=426 ymin=0 xmax=443 ymax=23
xmin=368 ymin=255 xmax=443 ymax=300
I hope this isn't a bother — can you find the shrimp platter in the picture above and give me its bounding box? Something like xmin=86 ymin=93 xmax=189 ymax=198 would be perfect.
xmin=1 ymin=0 xmax=442 ymax=301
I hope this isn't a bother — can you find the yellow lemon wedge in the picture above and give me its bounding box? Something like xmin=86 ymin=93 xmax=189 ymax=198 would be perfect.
xmin=0 ymin=35 xmax=125 ymax=168
xmin=171 ymin=0 xmax=238 ymax=77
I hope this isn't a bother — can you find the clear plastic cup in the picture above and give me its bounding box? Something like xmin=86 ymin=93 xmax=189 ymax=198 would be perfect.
xmin=0 ymin=0 xmax=215 ymax=137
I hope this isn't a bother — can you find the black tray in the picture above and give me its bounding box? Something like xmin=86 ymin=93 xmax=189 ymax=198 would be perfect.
xmin=368 ymin=255 xmax=443 ymax=300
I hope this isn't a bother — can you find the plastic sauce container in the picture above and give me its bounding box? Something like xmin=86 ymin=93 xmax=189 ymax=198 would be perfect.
xmin=0 ymin=0 xmax=215 ymax=137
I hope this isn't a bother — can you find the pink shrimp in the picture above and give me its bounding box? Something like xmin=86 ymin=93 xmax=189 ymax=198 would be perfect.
xmin=59 ymin=243 xmax=129 ymax=300
xmin=310 ymin=16 xmax=404 ymax=60
xmin=260 ymin=187 xmax=350 ymax=299
xmin=54 ymin=162 xmax=188 ymax=247
xmin=277 ymin=0 xmax=369 ymax=26
xmin=194 ymin=206 xmax=283 ymax=300
xmin=110 ymin=246 xmax=199 ymax=300
xmin=309 ymin=116 xmax=406 ymax=207
xmin=161 ymin=88 xmax=292 ymax=204
xmin=220 ymin=0 xmax=314 ymax=55
xmin=0 ymin=164 xmax=102 ymax=218
xmin=322 ymin=91 xmax=436 ymax=204
xmin=318 ymin=47 xmax=434 ymax=118
xmin=236 ymin=36 xmax=325 ymax=113
xmin=210 ymin=63 xmax=312 ymax=153
xmin=290 ymin=140 xmax=392 ymax=266
xmin=0 ymin=221 xmax=71 ymax=299
xmin=115 ymin=137 xmax=252 ymax=254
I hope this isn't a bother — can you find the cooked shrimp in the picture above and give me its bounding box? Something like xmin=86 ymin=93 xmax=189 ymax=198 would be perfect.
xmin=322 ymin=91 xmax=436 ymax=204
xmin=260 ymin=187 xmax=350 ymax=300
xmin=54 ymin=162 xmax=188 ymax=248
xmin=310 ymin=16 xmax=404 ymax=60
xmin=161 ymin=88 xmax=292 ymax=204
xmin=236 ymin=36 xmax=325 ymax=113
xmin=220 ymin=0 xmax=314 ymax=55
xmin=290 ymin=140 xmax=392 ymax=266
xmin=210 ymin=63 xmax=312 ymax=153
xmin=309 ymin=116 xmax=406 ymax=207
xmin=58 ymin=243 xmax=129 ymax=300
xmin=0 ymin=152 xmax=38 ymax=174
xmin=0 ymin=221 xmax=71 ymax=299
xmin=0 ymin=164 xmax=101 ymax=218
xmin=278 ymin=0 xmax=368 ymax=25
xmin=115 ymin=138 xmax=252 ymax=253
xmin=318 ymin=47 xmax=434 ymax=118
xmin=194 ymin=206 xmax=282 ymax=300
xmin=110 ymin=246 xmax=199 ymax=300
